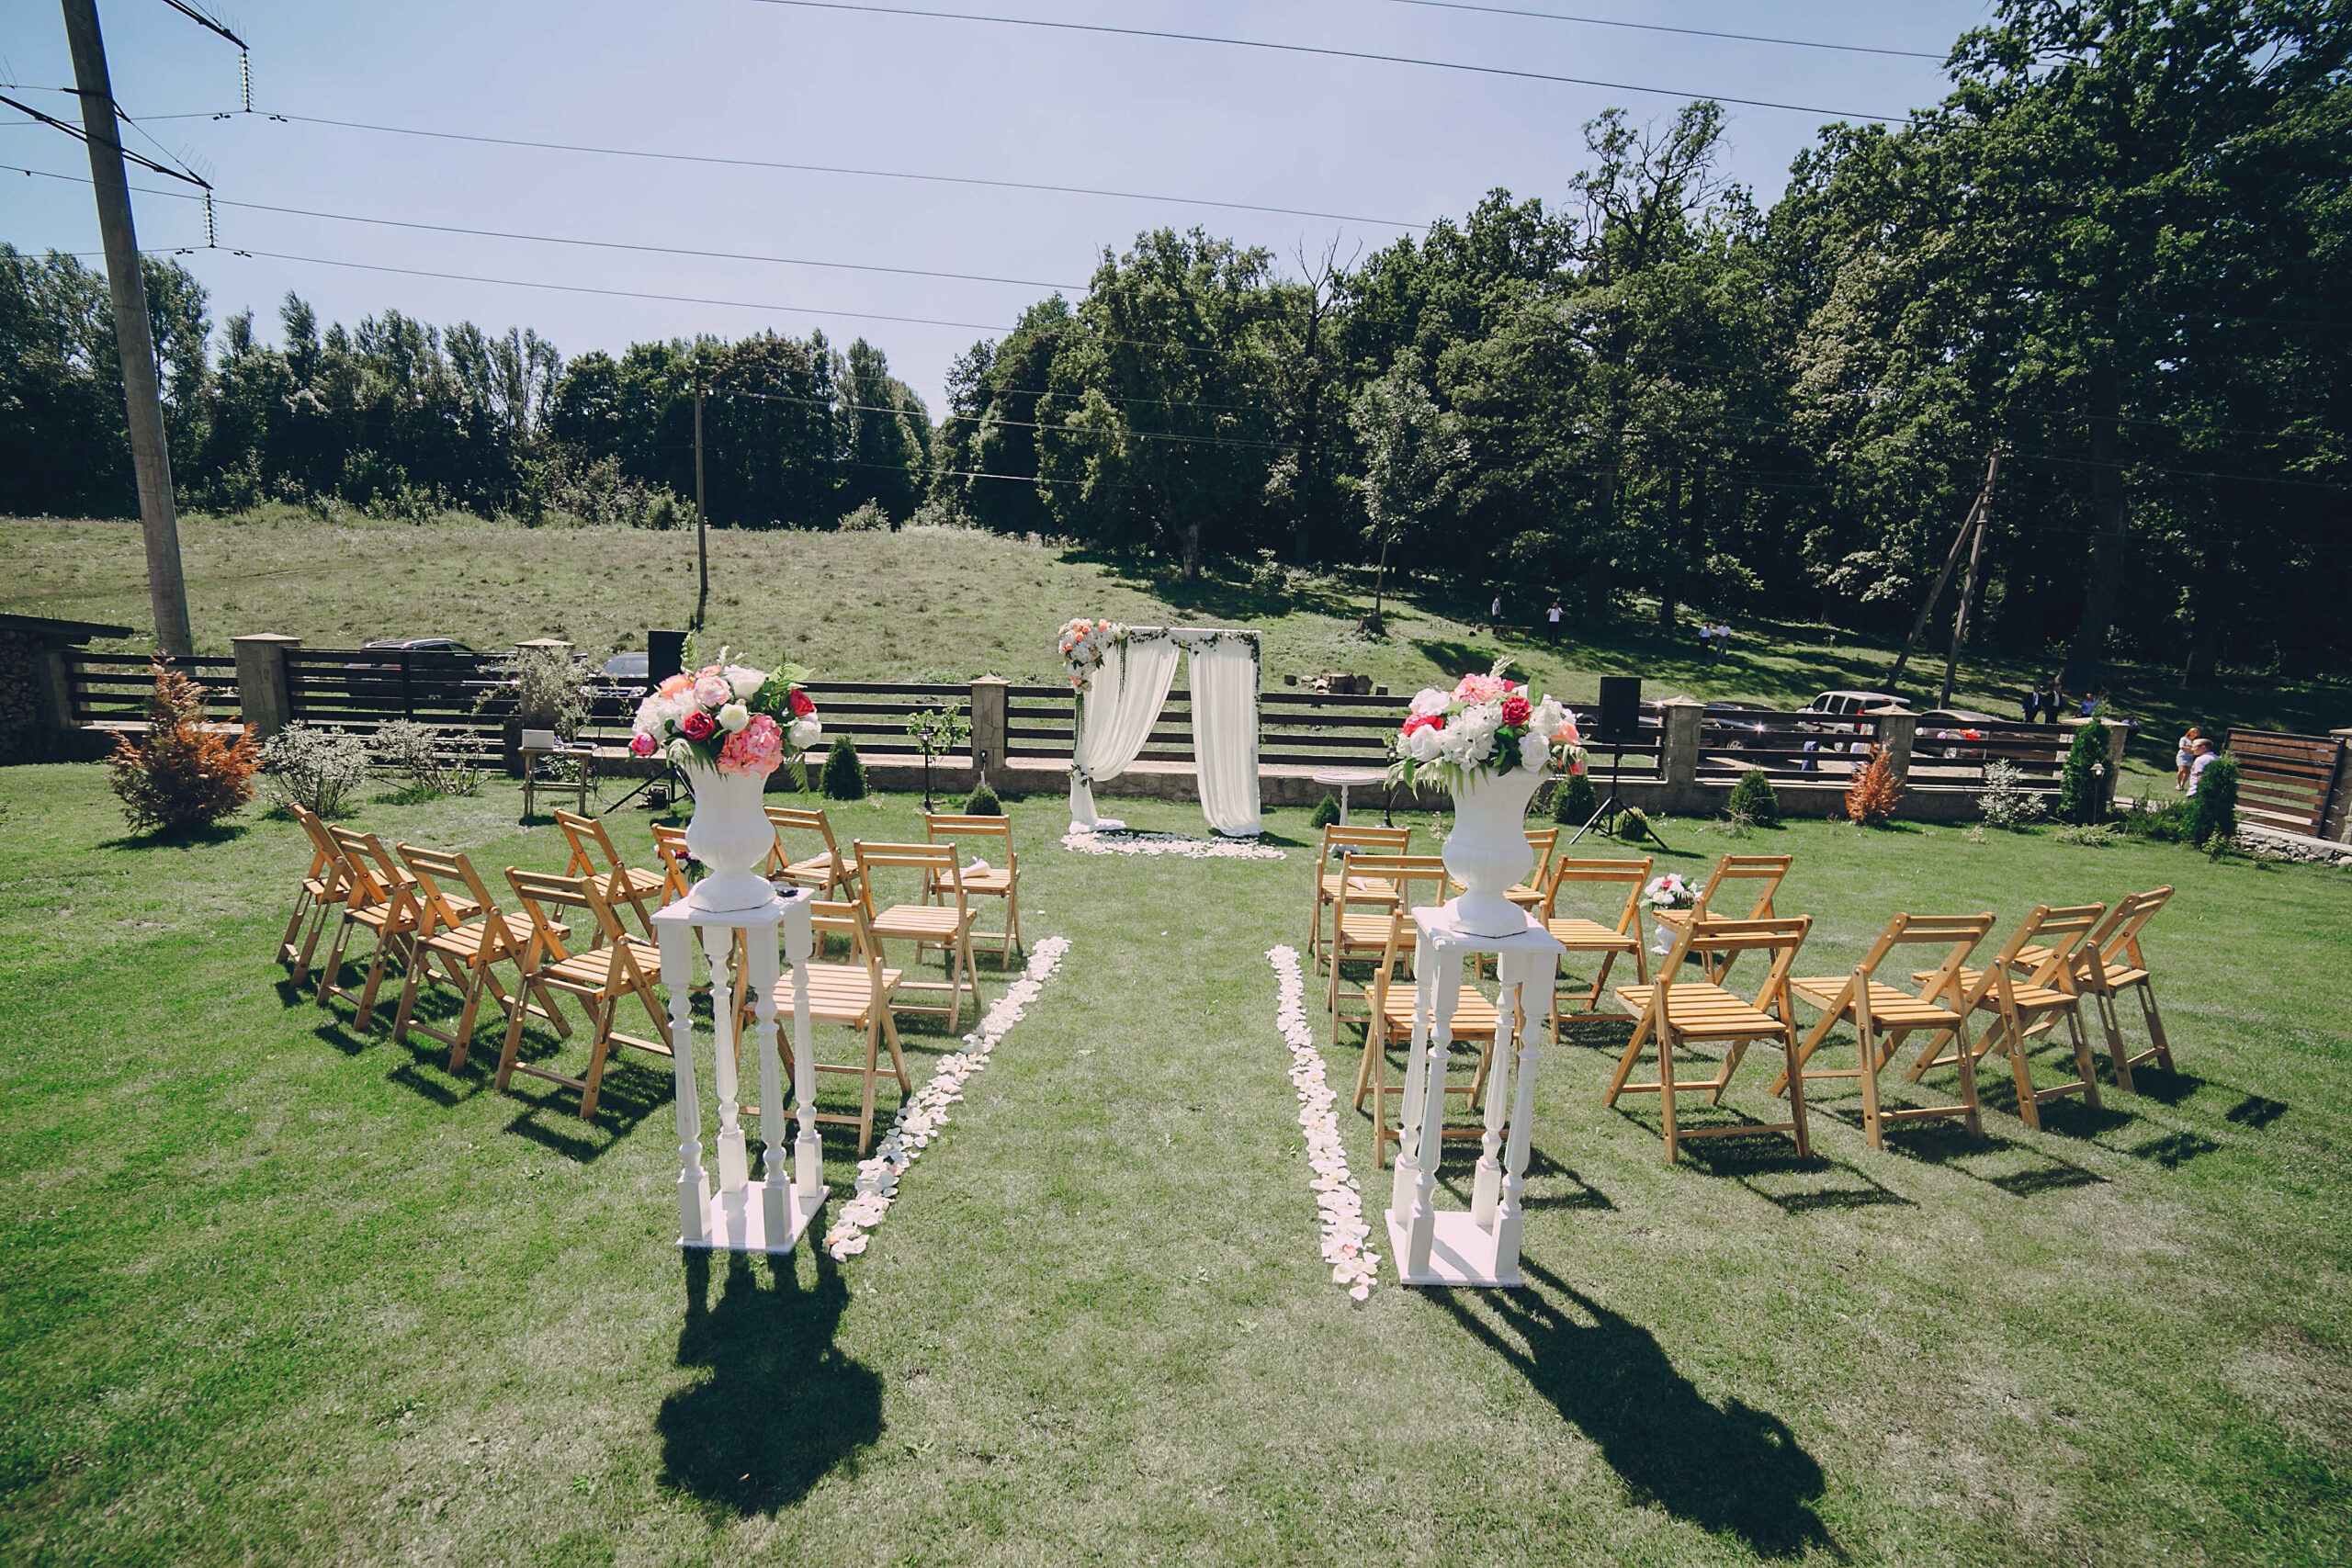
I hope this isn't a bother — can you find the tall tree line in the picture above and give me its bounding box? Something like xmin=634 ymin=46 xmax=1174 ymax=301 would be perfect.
xmin=0 ymin=250 xmax=935 ymax=530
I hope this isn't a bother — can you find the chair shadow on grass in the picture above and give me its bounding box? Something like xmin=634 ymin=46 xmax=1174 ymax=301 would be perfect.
xmin=658 ymin=1251 xmax=883 ymax=1518
xmin=1438 ymin=1258 xmax=1834 ymax=1559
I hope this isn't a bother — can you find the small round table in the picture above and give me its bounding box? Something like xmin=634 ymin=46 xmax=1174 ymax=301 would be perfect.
xmin=1311 ymin=768 xmax=1387 ymax=824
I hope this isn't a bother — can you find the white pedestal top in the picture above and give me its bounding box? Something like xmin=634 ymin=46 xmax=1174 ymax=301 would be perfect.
xmin=1412 ymin=905 xmax=1566 ymax=954
xmin=1311 ymin=768 xmax=1386 ymax=787
xmin=652 ymin=886 xmax=809 ymax=930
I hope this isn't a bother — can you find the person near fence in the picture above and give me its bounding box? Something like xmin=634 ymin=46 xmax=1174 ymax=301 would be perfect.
xmin=2187 ymin=736 xmax=2218 ymax=795
xmin=2047 ymin=678 xmax=2067 ymax=723
xmin=2176 ymin=726 xmax=2200 ymax=792
xmin=2024 ymin=679 xmax=2046 ymax=724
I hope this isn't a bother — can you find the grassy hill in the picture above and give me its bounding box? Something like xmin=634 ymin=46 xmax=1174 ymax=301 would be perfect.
xmin=6 ymin=506 xmax=2346 ymax=787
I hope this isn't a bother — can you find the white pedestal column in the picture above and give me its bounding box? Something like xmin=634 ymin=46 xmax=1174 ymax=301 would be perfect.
xmin=655 ymin=888 xmax=825 ymax=1255
xmin=1384 ymin=907 xmax=1562 ymax=1289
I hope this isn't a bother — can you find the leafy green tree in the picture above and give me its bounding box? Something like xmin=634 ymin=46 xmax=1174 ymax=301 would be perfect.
xmin=1349 ymin=347 xmax=1460 ymax=630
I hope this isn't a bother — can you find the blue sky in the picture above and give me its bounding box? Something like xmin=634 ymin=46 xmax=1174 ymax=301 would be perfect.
xmin=4 ymin=1 xmax=1987 ymax=411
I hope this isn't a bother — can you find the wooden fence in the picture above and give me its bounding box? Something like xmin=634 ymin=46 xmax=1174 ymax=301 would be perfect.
xmin=66 ymin=652 xmax=239 ymax=725
xmin=2224 ymin=728 xmax=2344 ymax=836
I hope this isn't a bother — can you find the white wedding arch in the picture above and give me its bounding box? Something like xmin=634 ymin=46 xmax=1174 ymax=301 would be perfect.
xmin=1066 ymin=626 xmax=1262 ymax=837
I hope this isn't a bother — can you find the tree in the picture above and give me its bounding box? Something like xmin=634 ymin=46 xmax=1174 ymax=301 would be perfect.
xmin=1349 ymin=348 xmax=1459 ymax=631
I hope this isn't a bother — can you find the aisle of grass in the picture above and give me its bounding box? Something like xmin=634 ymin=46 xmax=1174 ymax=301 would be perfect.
xmin=1 ymin=764 xmax=2348 ymax=1565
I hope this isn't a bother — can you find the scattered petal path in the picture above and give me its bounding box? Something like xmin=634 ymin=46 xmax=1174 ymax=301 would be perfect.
xmin=822 ymin=936 xmax=1071 ymax=1261
xmin=1062 ymin=828 xmax=1286 ymax=860
xmin=1268 ymin=944 xmax=1379 ymax=1300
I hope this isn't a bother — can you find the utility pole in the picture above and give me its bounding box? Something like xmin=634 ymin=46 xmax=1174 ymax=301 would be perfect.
xmin=1939 ymin=461 xmax=1996 ymax=711
xmin=1888 ymin=447 xmax=2003 ymax=699
xmin=62 ymin=0 xmax=193 ymax=658
xmin=693 ymin=381 xmax=708 ymax=625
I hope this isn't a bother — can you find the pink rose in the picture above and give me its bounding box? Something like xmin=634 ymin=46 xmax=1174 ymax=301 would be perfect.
xmin=693 ymin=673 xmax=731 ymax=706
xmin=680 ymin=709 xmax=717 ymax=742
xmin=656 ymin=673 xmax=693 ymax=698
xmin=629 ymin=731 xmax=658 ymax=757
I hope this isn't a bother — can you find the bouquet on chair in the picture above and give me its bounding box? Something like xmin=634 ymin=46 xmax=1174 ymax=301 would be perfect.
xmin=1057 ymin=617 xmax=1126 ymax=693
xmin=1387 ymin=658 xmax=1578 ymax=793
xmin=629 ymin=649 xmax=821 ymax=780
xmin=1642 ymin=873 xmax=1696 ymax=911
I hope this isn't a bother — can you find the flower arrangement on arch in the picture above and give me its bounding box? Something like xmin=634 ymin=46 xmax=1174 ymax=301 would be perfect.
xmin=1057 ymin=617 xmax=1126 ymax=693
xmin=630 ymin=649 xmax=820 ymax=780
xmin=1387 ymin=658 xmax=1580 ymax=793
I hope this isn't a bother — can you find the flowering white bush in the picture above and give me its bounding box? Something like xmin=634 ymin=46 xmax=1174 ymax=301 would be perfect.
xmin=1390 ymin=658 xmax=1581 ymax=793
xmin=259 ymin=722 xmax=372 ymax=818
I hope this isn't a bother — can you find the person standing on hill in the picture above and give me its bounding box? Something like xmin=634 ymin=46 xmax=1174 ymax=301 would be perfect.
xmin=2024 ymin=678 xmax=2045 ymax=724
xmin=2187 ymin=736 xmax=2218 ymax=795
xmin=1489 ymin=593 xmax=1502 ymax=633
xmin=1546 ymin=599 xmax=1562 ymax=642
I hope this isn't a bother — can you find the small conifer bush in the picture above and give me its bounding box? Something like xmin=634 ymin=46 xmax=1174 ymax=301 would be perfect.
xmin=964 ymin=779 xmax=1003 ymax=816
xmin=2190 ymin=752 xmax=2239 ymax=849
xmin=1310 ymin=795 xmax=1342 ymax=829
xmin=1724 ymin=769 xmax=1780 ymax=829
xmin=821 ymin=734 xmax=866 ymax=800
xmin=1846 ymin=746 xmax=1904 ymax=828
xmin=2056 ymin=720 xmax=2111 ymax=825
xmin=107 ymin=661 xmax=260 ymax=833
xmin=1552 ymin=769 xmax=1598 ymax=826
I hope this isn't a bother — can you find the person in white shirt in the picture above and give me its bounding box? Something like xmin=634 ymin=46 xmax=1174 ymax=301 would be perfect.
xmin=1489 ymin=594 xmax=1502 ymax=631
xmin=2187 ymin=738 xmax=2218 ymax=794
xmin=1546 ymin=600 xmax=1562 ymax=642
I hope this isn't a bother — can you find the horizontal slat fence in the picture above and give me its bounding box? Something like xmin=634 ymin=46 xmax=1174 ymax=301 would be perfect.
xmin=66 ymin=652 xmax=239 ymax=724
xmin=797 ymin=681 xmax=969 ymax=759
xmin=1565 ymin=703 xmax=1666 ymax=781
xmin=1260 ymin=690 xmax=1406 ymax=767
xmin=1909 ymin=720 xmax=2070 ymax=789
xmin=1696 ymin=709 xmax=1875 ymax=784
xmin=2224 ymin=728 xmax=2342 ymax=835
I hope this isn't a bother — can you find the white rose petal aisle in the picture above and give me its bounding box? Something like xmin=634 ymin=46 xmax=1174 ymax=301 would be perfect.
xmin=821 ymin=936 xmax=1072 ymax=1261
xmin=1267 ymin=944 xmax=1379 ymax=1300
xmin=1060 ymin=828 xmax=1286 ymax=861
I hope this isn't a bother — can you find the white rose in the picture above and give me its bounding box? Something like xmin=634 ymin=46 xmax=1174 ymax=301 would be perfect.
xmin=718 ymin=702 xmax=752 ymax=732
xmin=787 ymin=716 xmax=820 ymax=750
xmin=725 ymin=664 xmax=766 ymax=702
xmin=1520 ymin=731 xmax=1549 ymax=770
xmin=1404 ymin=727 xmax=1442 ymax=762
xmin=1408 ymin=688 xmax=1451 ymax=718
xmin=1530 ymin=696 xmax=1568 ymax=737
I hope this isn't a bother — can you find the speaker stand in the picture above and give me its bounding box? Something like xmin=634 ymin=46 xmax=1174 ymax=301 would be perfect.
xmin=1566 ymin=746 xmax=1670 ymax=852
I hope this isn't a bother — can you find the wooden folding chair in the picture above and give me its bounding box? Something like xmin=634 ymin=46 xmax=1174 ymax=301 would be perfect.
xmin=1540 ymin=855 xmax=1652 ymax=1041
xmin=1344 ymin=858 xmax=1510 ymax=1168
xmin=924 ymin=812 xmax=1023 ymax=964
xmin=1650 ymin=853 xmax=1792 ymax=983
xmin=1328 ymin=852 xmax=1442 ymax=1044
xmin=1774 ymin=912 xmax=1996 ymax=1148
xmin=1306 ymin=824 xmax=1411 ymax=968
xmin=499 ymin=870 xmax=673 ymax=1119
xmin=316 ymin=826 xmax=430 ymax=1031
xmin=2012 ymin=886 xmax=2176 ymax=1093
xmin=733 ymin=897 xmax=912 ymax=1155
xmin=555 ymin=809 xmax=667 ymax=939
xmin=650 ymin=821 xmax=695 ymax=903
xmin=852 ymin=841 xmax=978 ymax=1032
xmin=277 ymin=804 xmax=351 ymax=989
xmin=1909 ymin=903 xmax=2105 ymax=1131
xmin=764 ymin=806 xmax=858 ymax=898
xmin=1605 ymin=914 xmax=1815 ymax=1163
xmin=390 ymin=844 xmax=571 ymax=1073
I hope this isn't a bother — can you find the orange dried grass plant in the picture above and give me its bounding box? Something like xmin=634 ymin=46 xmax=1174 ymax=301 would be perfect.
xmin=107 ymin=660 xmax=260 ymax=833
xmin=1845 ymin=745 xmax=1905 ymax=828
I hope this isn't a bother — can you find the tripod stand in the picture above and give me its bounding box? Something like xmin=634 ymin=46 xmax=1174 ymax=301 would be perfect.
xmin=1566 ymin=741 xmax=1669 ymax=851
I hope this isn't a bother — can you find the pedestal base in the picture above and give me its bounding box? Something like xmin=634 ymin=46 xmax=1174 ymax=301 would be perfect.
xmin=678 ymin=1179 xmax=828 ymax=1256
xmin=1385 ymin=1208 xmax=1523 ymax=1288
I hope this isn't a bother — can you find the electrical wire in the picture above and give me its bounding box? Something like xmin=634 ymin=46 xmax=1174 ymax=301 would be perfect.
xmin=745 ymin=0 xmax=1908 ymax=122
xmin=0 ymin=91 xmax=210 ymax=186
xmin=1372 ymin=1 xmax=1946 ymax=61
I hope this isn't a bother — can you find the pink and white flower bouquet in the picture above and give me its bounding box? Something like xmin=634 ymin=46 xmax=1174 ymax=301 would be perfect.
xmin=630 ymin=649 xmax=820 ymax=781
xmin=1388 ymin=658 xmax=1579 ymax=793
xmin=1057 ymin=617 xmax=1125 ymax=693
xmin=1642 ymin=873 xmax=1697 ymax=911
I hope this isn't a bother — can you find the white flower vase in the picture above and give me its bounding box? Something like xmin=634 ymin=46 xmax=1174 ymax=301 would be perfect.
xmin=680 ymin=758 xmax=776 ymax=913
xmin=1442 ymin=766 xmax=1547 ymax=938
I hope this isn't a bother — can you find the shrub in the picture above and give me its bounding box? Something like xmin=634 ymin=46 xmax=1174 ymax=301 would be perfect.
xmin=478 ymin=643 xmax=592 ymax=739
xmin=1616 ymin=806 xmax=1651 ymax=841
xmin=821 ymin=733 xmax=866 ymax=800
xmin=260 ymin=721 xmax=371 ymax=818
xmin=2190 ymin=753 xmax=2239 ymax=848
xmin=1310 ymin=795 xmax=1342 ymax=829
xmin=107 ymin=661 xmax=260 ymax=833
xmin=2056 ymin=720 xmax=2111 ymax=825
xmin=964 ymin=779 xmax=1003 ymax=816
xmin=1724 ymin=769 xmax=1780 ymax=829
xmin=1248 ymin=548 xmax=1291 ymax=600
xmin=1846 ymin=746 xmax=1904 ymax=828
xmin=2115 ymin=796 xmax=2194 ymax=843
xmin=837 ymin=499 xmax=891 ymax=532
xmin=373 ymin=720 xmax=481 ymax=798
xmin=1552 ymin=769 xmax=1598 ymax=826
xmin=2051 ymin=822 xmax=2119 ymax=847
xmin=1976 ymin=760 xmax=2048 ymax=829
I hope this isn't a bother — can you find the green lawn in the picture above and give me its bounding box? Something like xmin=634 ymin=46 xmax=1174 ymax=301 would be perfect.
xmin=6 ymin=509 xmax=2346 ymax=796
xmin=2 ymin=763 xmax=2346 ymax=1565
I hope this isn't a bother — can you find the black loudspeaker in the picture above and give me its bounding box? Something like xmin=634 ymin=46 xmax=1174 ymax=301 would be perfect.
xmin=649 ymin=630 xmax=687 ymax=684
xmin=1597 ymin=675 xmax=1641 ymax=743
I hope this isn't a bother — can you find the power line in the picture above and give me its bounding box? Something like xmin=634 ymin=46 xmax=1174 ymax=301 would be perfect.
xmin=157 ymin=0 xmax=249 ymax=50
xmin=0 ymin=90 xmax=209 ymax=186
xmin=747 ymin=0 xmax=1907 ymax=122
xmin=1374 ymin=1 xmax=1947 ymax=61
xmin=6 ymin=162 xmax=1091 ymax=291
xmin=126 ymin=101 xmax=1433 ymax=231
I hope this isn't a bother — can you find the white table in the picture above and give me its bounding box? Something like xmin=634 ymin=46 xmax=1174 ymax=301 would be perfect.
xmin=1385 ymin=907 xmax=1564 ymax=1288
xmin=1311 ymin=768 xmax=1386 ymax=825
xmin=653 ymin=888 xmax=826 ymax=1255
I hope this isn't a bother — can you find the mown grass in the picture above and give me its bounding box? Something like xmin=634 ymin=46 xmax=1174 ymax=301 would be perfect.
xmin=5 ymin=509 xmax=2346 ymax=795
xmin=1 ymin=762 xmax=2346 ymax=1565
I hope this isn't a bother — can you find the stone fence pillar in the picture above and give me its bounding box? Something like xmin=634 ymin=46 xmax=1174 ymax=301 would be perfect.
xmin=968 ymin=677 xmax=1008 ymax=789
xmin=231 ymin=633 xmax=300 ymax=740
xmin=2325 ymin=730 xmax=2352 ymax=844
xmin=1658 ymin=698 xmax=1703 ymax=813
xmin=1869 ymin=706 xmax=1917 ymax=784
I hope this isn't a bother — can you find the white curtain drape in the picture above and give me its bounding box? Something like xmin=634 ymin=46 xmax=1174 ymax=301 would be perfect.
xmin=1068 ymin=636 xmax=1182 ymax=829
xmin=1188 ymin=639 xmax=1262 ymax=836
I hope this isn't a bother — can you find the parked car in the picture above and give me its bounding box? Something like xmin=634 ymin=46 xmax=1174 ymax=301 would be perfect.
xmin=1917 ymin=707 xmax=2004 ymax=761
xmin=601 ymin=651 xmax=649 ymax=681
xmin=1794 ymin=689 xmax=1903 ymax=767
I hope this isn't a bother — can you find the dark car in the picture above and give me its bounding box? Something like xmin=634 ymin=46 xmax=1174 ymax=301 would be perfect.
xmin=360 ymin=637 xmax=478 ymax=655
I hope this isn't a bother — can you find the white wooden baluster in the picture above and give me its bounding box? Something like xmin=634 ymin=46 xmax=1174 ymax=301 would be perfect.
xmin=1493 ymin=949 xmax=1554 ymax=1275
xmin=1404 ymin=945 xmax=1463 ymax=1281
xmin=656 ymin=917 xmax=708 ymax=1246
xmin=784 ymin=898 xmax=820 ymax=1198
xmin=1470 ymin=966 xmax=1520 ymax=1228
xmin=752 ymin=906 xmax=790 ymax=1247
xmin=702 ymin=928 xmax=748 ymax=1203
xmin=1389 ymin=929 xmax=1435 ymax=1219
